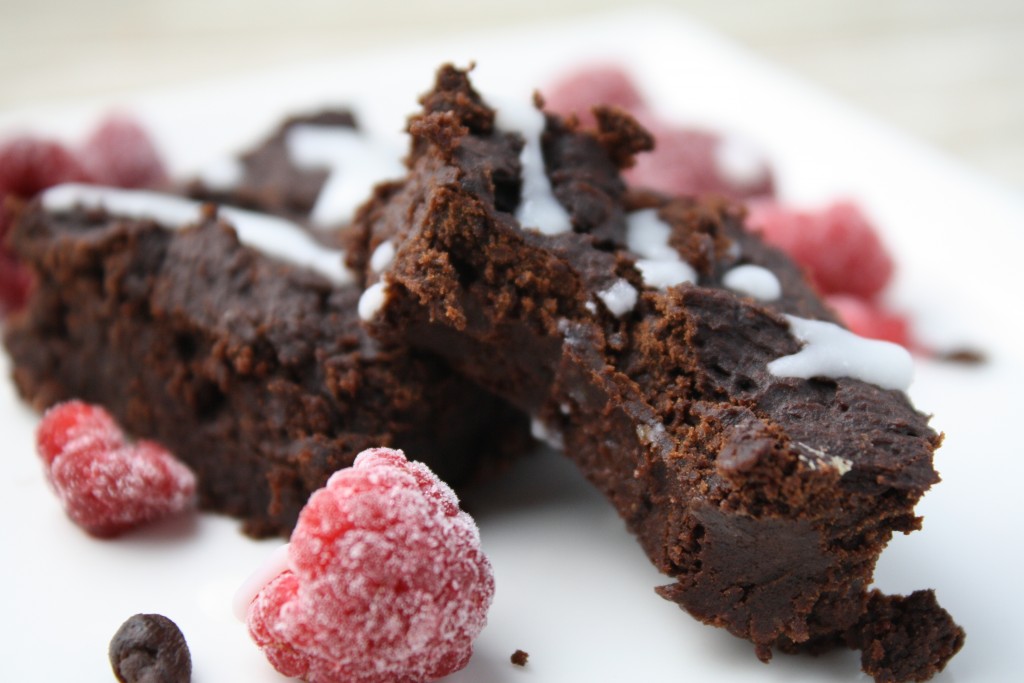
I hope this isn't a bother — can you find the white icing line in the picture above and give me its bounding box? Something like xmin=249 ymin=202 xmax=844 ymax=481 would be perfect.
xmin=722 ymin=264 xmax=781 ymax=301
xmin=41 ymin=184 xmax=356 ymax=286
xmin=596 ymin=278 xmax=638 ymax=317
xmin=232 ymin=543 xmax=291 ymax=622
xmin=768 ymin=315 xmax=914 ymax=392
xmin=636 ymin=259 xmax=697 ymax=290
xmin=626 ymin=209 xmax=678 ymax=261
xmin=492 ymin=96 xmax=572 ymax=235
xmin=358 ymin=281 xmax=389 ymax=321
xmin=368 ymin=239 xmax=396 ymax=274
xmin=626 ymin=209 xmax=700 ymax=290
xmin=196 ymin=157 xmax=245 ymax=192
xmin=285 ymin=125 xmax=405 ymax=228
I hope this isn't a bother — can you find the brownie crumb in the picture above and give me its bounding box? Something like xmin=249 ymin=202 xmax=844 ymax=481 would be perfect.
xmin=936 ymin=348 xmax=986 ymax=365
xmin=511 ymin=649 xmax=529 ymax=666
xmin=109 ymin=613 xmax=192 ymax=683
xmin=849 ymin=590 xmax=965 ymax=683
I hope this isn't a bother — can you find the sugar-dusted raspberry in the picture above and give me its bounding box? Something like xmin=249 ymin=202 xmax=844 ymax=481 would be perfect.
xmin=244 ymin=447 xmax=494 ymax=683
xmin=36 ymin=400 xmax=123 ymax=466
xmin=746 ymin=200 xmax=894 ymax=298
xmin=36 ymin=400 xmax=197 ymax=537
xmin=827 ymin=294 xmax=912 ymax=349
xmin=542 ymin=64 xmax=647 ymax=128
xmin=625 ymin=117 xmax=775 ymax=201
xmin=79 ymin=114 xmax=169 ymax=189
xmin=0 ymin=136 xmax=90 ymax=198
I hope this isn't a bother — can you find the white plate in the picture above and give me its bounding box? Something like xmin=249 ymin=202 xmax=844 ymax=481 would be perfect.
xmin=2 ymin=8 xmax=1022 ymax=682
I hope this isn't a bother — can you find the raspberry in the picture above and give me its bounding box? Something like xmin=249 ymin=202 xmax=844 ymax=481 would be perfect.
xmin=36 ymin=400 xmax=123 ymax=467
xmin=0 ymin=136 xmax=90 ymax=198
xmin=79 ymin=114 xmax=168 ymax=189
xmin=746 ymin=200 xmax=894 ymax=298
xmin=827 ymin=294 xmax=912 ymax=349
xmin=36 ymin=401 xmax=197 ymax=537
xmin=542 ymin=64 xmax=648 ymax=128
xmin=625 ymin=117 xmax=775 ymax=201
xmin=244 ymin=447 xmax=494 ymax=683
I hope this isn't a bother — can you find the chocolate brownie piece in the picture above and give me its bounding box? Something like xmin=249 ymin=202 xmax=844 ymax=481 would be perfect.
xmin=185 ymin=109 xmax=402 ymax=237
xmin=3 ymin=184 xmax=528 ymax=537
xmin=355 ymin=65 xmax=963 ymax=680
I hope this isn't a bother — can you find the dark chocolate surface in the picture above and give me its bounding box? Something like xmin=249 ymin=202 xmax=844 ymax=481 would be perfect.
xmin=4 ymin=200 xmax=528 ymax=536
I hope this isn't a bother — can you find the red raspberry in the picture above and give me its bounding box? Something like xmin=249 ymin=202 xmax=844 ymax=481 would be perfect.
xmin=625 ymin=117 xmax=775 ymax=201
xmin=244 ymin=447 xmax=494 ymax=683
xmin=0 ymin=136 xmax=90 ymax=198
xmin=79 ymin=114 xmax=169 ymax=189
xmin=746 ymin=200 xmax=895 ymax=298
xmin=36 ymin=401 xmax=197 ymax=537
xmin=827 ymin=294 xmax=913 ymax=349
xmin=543 ymin=64 xmax=648 ymax=128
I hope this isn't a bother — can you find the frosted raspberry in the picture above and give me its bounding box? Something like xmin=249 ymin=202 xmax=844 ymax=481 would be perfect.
xmin=36 ymin=401 xmax=197 ymax=537
xmin=0 ymin=136 xmax=90 ymax=198
xmin=746 ymin=200 xmax=894 ymax=298
xmin=543 ymin=64 xmax=647 ymax=128
xmin=827 ymin=294 xmax=912 ymax=349
xmin=625 ymin=117 xmax=775 ymax=200
xmin=79 ymin=114 xmax=168 ymax=189
xmin=245 ymin=447 xmax=494 ymax=683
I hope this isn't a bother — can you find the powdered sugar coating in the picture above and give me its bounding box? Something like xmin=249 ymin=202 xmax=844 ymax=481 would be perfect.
xmin=246 ymin=447 xmax=493 ymax=683
xmin=37 ymin=401 xmax=197 ymax=537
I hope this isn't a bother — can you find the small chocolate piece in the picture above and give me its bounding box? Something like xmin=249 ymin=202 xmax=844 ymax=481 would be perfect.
xmin=510 ymin=649 xmax=529 ymax=666
xmin=109 ymin=613 xmax=191 ymax=683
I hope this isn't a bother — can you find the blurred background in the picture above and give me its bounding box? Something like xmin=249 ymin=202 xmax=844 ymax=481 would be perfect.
xmin=1 ymin=0 xmax=1022 ymax=193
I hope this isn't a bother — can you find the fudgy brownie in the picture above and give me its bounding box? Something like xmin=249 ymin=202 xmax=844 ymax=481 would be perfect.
xmin=3 ymin=184 xmax=528 ymax=537
xmin=185 ymin=109 xmax=403 ymax=237
xmin=355 ymin=65 xmax=963 ymax=681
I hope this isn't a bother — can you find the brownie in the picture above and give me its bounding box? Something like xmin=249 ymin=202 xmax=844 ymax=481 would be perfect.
xmin=185 ymin=109 xmax=401 ymax=241
xmin=354 ymin=65 xmax=963 ymax=680
xmin=3 ymin=185 xmax=529 ymax=537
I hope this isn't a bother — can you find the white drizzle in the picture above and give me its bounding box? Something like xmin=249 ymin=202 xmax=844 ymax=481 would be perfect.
xmin=196 ymin=157 xmax=245 ymax=192
xmin=41 ymin=184 xmax=355 ymax=286
xmin=369 ymin=239 xmax=396 ymax=274
xmin=636 ymin=259 xmax=697 ymax=290
xmin=596 ymin=279 xmax=638 ymax=317
xmin=285 ymin=125 xmax=405 ymax=229
xmin=232 ymin=543 xmax=291 ymax=621
xmin=625 ymin=209 xmax=697 ymax=289
xmin=358 ymin=281 xmax=389 ymax=321
xmin=768 ymin=315 xmax=913 ymax=391
xmin=492 ymin=97 xmax=572 ymax=235
xmin=722 ymin=264 xmax=781 ymax=301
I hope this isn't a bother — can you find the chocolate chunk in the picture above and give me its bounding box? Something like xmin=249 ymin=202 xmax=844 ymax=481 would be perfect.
xmin=109 ymin=614 xmax=191 ymax=683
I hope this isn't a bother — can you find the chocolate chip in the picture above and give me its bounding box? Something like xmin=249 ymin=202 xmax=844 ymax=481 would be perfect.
xmin=511 ymin=649 xmax=529 ymax=666
xmin=109 ymin=613 xmax=192 ymax=683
